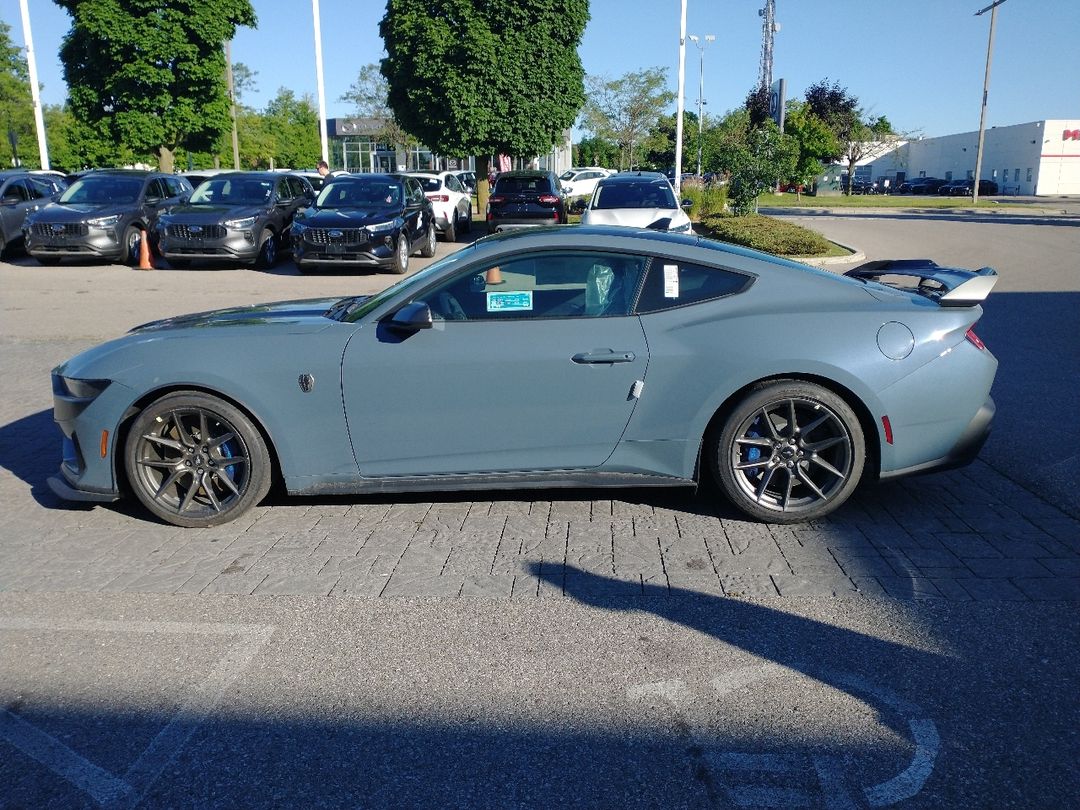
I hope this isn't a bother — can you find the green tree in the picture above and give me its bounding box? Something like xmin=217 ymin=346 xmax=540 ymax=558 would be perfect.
xmin=0 ymin=20 xmax=40 ymax=168
xmin=340 ymin=63 xmax=417 ymax=169
xmin=262 ymin=88 xmax=321 ymax=169
xmin=726 ymin=120 xmax=796 ymax=216
xmin=783 ymin=101 xmax=839 ymax=198
xmin=581 ymin=67 xmax=674 ymax=171
xmin=380 ymin=0 xmax=589 ymax=209
xmin=642 ymin=111 xmax=697 ymax=172
xmin=54 ymin=0 xmax=257 ymax=173
xmin=573 ymin=135 xmax=619 ymax=168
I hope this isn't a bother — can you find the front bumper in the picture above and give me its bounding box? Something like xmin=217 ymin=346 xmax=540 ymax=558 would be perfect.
xmin=292 ymin=231 xmax=398 ymax=268
xmin=25 ymin=226 xmax=127 ymax=261
xmin=157 ymin=227 xmax=260 ymax=263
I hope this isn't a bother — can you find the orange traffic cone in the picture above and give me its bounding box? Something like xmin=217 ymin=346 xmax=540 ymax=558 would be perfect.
xmin=485 ymin=265 xmax=503 ymax=285
xmin=137 ymin=229 xmax=154 ymax=270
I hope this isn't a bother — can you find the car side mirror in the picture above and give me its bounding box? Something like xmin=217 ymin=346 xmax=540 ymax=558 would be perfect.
xmin=389 ymin=301 xmax=433 ymax=331
xmin=681 ymin=199 xmax=693 ymax=209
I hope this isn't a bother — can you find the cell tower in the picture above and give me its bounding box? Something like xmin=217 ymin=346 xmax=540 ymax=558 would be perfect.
xmin=757 ymin=0 xmax=779 ymax=91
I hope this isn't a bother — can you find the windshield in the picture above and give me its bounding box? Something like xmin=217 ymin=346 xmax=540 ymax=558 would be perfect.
xmin=593 ymin=181 xmax=676 ymax=210
xmin=334 ymin=245 xmax=476 ymax=322
xmin=59 ymin=176 xmax=143 ymax=205
xmin=189 ymin=177 xmax=273 ymax=206
xmin=559 ymin=170 xmax=577 ymax=181
xmin=316 ymin=179 xmax=402 ymax=209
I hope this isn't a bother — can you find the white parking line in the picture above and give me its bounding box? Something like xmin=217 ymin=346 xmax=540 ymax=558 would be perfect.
xmin=0 ymin=618 xmax=275 ymax=809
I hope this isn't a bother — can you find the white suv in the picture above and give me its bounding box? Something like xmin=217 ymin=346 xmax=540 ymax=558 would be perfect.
xmin=559 ymin=167 xmax=612 ymax=200
xmin=406 ymin=171 xmax=473 ymax=242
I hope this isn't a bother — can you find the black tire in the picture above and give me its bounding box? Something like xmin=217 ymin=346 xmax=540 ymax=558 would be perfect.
xmin=711 ymin=380 xmax=865 ymax=524
xmin=462 ymin=203 xmax=472 ymax=233
xmin=123 ymin=225 xmax=141 ymax=265
xmin=124 ymin=391 xmax=272 ymax=528
xmin=35 ymin=255 xmax=62 ymax=266
xmin=391 ymin=233 xmax=409 ymax=275
xmin=168 ymin=258 xmax=191 ymax=269
xmin=255 ymin=228 xmax=277 ymax=269
xmin=419 ymin=222 xmax=437 ymax=258
xmin=442 ymin=216 xmax=456 ymax=243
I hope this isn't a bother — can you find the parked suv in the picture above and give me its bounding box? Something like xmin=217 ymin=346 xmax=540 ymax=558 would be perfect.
xmin=291 ymin=173 xmax=436 ymax=274
xmin=24 ymin=170 xmax=192 ymax=265
xmin=486 ymin=170 xmax=567 ymax=233
xmin=407 ymin=171 xmax=472 ymax=242
xmin=155 ymin=172 xmax=315 ymax=268
xmin=0 ymin=169 xmax=66 ymax=257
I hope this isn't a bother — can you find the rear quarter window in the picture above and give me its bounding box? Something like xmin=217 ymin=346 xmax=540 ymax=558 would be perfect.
xmin=636 ymin=259 xmax=752 ymax=313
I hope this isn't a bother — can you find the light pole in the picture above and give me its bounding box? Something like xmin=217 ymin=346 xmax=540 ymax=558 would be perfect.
xmin=687 ymin=34 xmax=714 ymax=177
xmin=972 ymin=0 xmax=1008 ymax=204
xmin=674 ymin=0 xmax=687 ymax=197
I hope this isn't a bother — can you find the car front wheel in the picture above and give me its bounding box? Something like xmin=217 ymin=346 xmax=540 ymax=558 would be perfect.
xmin=419 ymin=222 xmax=437 ymax=258
xmin=391 ymin=233 xmax=409 ymax=274
xmin=124 ymin=392 xmax=272 ymax=528
xmin=712 ymin=381 xmax=865 ymax=524
xmin=255 ymin=228 xmax=277 ymax=269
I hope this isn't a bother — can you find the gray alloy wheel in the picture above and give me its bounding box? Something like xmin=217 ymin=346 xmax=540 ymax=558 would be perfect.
xmin=124 ymin=391 xmax=272 ymax=528
xmin=713 ymin=381 xmax=865 ymax=524
xmin=255 ymin=228 xmax=277 ymax=269
xmin=123 ymin=225 xmax=141 ymax=265
xmin=391 ymin=233 xmax=409 ymax=274
xmin=419 ymin=221 xmax=437 ymax=258
xmin=443 ymin=214 xmax=456 ymax=243
xmin=462 ymin=202 xmax=472 ymax=232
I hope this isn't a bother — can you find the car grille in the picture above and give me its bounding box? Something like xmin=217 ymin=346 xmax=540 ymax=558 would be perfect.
xmin=305 ymin=228 xmax=367 ymax=245
xmin=31 ymin=222 xmax=88 ymax=237
xmin=166 ymin=224 xmax=227 ymax=240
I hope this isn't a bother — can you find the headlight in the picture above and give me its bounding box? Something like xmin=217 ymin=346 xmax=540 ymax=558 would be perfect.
xmin=669 ymin=221 xmax=692 ymax=233
xmin=87 ymin=214 xmax=121 ymax=228
xmin=367 ymin=219 xmax=400 ymax=233
xmin=56 ymin=376 xmax=111 ymax=400
xmin=225 ymin=215 xmax=258 ymax=229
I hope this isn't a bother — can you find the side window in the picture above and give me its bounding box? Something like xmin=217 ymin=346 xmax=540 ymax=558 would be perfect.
xmin=409 ymin=178 xmax=424 ymax=204
xmin=636 ymin=259 xmax=751 ymax=314
xmin=445 ymin=174 xmax=462 ymax=193
xmin=146 ymin=178 xmax=168 ymax=201
xmin=5 ymin=179 xmax=31 ymax=201
xmin=164 ymin=176 xmax=186 ymax=198
xmin=419 ymin=252 xmax=647 ymax=322
xmin=274 ymin=178 xmax=290 ymax=202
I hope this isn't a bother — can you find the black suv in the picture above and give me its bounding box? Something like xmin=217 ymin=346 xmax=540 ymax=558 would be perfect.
xmin=0 ymin=170 xmax=66 ymax=257
xmin=155 ymin=172 xmax=316 ymax=268
xmin=486 ymin=170 xmax=567 ymax=233
xmin=291 ymin=173 xmax=436 ymax=274
xmin=24 ymin=170 xmax=191 ymax=265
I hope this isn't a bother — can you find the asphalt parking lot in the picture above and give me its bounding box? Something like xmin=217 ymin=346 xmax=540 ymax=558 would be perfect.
xmin=1 ymin=210 xmax=1078 ymax=807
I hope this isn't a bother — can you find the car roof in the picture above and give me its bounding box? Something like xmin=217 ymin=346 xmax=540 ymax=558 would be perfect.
xmin=598 ymin=173 xmax=671 ymax=185
xmin=497 ymin=170 xmax=553 ymax=178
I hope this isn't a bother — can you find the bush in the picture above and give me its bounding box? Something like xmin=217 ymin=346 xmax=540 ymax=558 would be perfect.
xmin=681 ymin=183 xmax=727 ymax=220
xmin=696 ymin=213 xmax=833 ymax=257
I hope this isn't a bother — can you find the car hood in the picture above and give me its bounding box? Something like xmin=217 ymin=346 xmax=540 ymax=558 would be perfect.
xmin=298 ymin=207 xmax=402 ymax=227
xmin=31 ymin=202 xmax=135 ymax=221
xmin=581 ymin=208 xmax=691 ymax=230
xmin=162 ymin=204 xmax=269 ymax=223
xmin=129 ymin=297 xmax=350 ymax=333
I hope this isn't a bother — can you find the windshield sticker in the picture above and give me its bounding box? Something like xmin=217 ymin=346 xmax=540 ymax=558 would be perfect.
xmin=487 ymin=290 xmax=533 ymax=312
xmin=664 ymin=264 xmax=680 ymax=298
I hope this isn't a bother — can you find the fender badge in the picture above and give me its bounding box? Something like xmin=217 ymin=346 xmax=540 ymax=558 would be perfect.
xmin=298 ymin=373 xmax=315 ymax=393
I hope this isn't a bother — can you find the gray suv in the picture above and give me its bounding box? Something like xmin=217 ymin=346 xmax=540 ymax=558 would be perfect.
xmin=24 ymin=170 xmax=191 ymax=265
xmin=0 ymin=170 xmax=66 ymax=257
xmin=156 ymin=172 xmax=316 ymax=268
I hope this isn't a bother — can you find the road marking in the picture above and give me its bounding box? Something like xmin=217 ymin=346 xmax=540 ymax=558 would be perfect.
xmin=0 ymin=618 xmax=275 ymax=809
xmin=629 ymin=664 xmax=940 ymax=808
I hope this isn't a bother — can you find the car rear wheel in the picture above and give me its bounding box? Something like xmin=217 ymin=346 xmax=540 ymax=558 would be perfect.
xmin=255 ymin=228 xmax=277 ymax=269
xmin=443 ymin=215 xmax=456 ymax=243
xmin=462 ymin=203 xmax=472 ymax=233
xmin=712 ymin=381 xmax=865 ymax=524
xmin=123 ymin=225 xmax=141 ymax=265
xmin=124 ymin=391 xmax=272 ymax=528
xmin=419 ymin=222 xmax=437 ymax=258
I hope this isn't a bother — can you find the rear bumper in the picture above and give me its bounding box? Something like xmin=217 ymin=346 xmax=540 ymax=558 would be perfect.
xmin=879 ymin=396 xmax=995 ymax=480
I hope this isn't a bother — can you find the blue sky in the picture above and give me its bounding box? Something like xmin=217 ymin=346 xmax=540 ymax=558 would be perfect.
xmin=2 ymin=0 xmax=1078 ymax=139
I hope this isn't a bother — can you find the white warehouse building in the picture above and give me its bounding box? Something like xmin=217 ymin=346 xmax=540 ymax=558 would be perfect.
xmin=838 ymin=119 xmax=1080 ymax=196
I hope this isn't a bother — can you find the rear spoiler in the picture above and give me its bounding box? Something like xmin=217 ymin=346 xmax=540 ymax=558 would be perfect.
xmin=845 ymin=259 xmax=998 ymax=307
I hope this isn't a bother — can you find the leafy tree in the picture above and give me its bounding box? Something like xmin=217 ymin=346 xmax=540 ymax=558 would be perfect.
xmin=380 ymin=0 xmax=589 ymax=209
xmin=782 ymin=101 xmax=839 ymax=198
xmin=581 ymin=67 xmax=674 ymax=171
xmin=54 ymin=0 xmax=257 ymax=173
xmin=744 ymin=85 xmax=771 ymax=130
xmin=573 ymin=135 xmax=619 ymax=168
xmin=262 ymin=88 xmax=321 ymax=169
xmin=0 ymin=20 xmax=40 ymax=168
xmin=642 ymin=111 xmax=697 ymax=172
xmin=340 ymin=63 xmax=418 ymax=169
xmin=726 ymin=120 xmax=796 ymax=216
xmin=231 ymin=62 xmax=258 ymax=106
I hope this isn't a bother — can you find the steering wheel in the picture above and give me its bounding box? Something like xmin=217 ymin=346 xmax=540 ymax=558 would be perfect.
xmin=437 ymin=292 xmax=467 ymax=321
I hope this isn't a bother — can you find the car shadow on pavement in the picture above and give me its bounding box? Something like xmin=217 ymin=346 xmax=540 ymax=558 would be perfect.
xmin=0 ymin=408 xmax=78 ymax=510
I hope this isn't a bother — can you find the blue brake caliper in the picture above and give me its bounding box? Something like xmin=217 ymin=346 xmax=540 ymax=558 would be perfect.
xmin=745 ymin=418 xmax=763 ymax=481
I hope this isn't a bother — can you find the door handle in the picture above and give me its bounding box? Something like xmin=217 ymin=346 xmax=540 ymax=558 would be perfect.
xmin=572 ymin=349 xmax=636 ymax=364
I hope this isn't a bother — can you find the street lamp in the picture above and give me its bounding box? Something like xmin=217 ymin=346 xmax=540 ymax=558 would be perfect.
xmin=972 ymin=0 xmax=1008 ymax=204
xmin=687 ymin=34 xmax=715 ymax=177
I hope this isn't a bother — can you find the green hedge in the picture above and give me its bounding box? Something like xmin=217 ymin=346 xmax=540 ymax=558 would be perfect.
xmin=696 ymin=213 xmax=833 ymax=257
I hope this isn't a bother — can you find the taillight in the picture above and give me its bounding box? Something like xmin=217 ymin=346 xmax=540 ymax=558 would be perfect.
xmin=426 ymin=194 xmax=450 ymax=202
xmin=538 ymin=194 xmax=559 ymax=204
xmin=965 ymin=327 xmax=987 ymax=351
xmin=488 ymin=195 xmax=505 ymax=204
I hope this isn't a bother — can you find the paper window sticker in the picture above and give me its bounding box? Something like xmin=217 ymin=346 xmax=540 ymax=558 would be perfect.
xmin=663 ymin=264 xmax=680 ymax=298
xmin=487 ymin=290 xmax=533 ymax=312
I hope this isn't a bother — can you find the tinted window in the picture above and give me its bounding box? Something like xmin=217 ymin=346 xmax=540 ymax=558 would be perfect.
xmin=27 ymin=177 xmax=56 ymax=198
xmin=593 ymin=181 xmax=676 ymax=210
xmin=146 ymin=178 xmax=169 ymax=200
xmin=444 ymin=174 xmax=462 ymax=193
xmin=2 ymin=179 xmax=29 ymax=201
xmin=190 ymin=177 xmax=274 ymax=205
xmin=316 ymin=179 xmax=402 ymax=208
xmin=494 ymin=175 xmax=552 ymax=194
xmin=164 ymin=176 xmax=187 ymax=198
xmin=416 ymin=177 xmax=442 ymax=193
xmin=636 ymin=259 xmax=751 ymax=313
xmin=59 ymin=176 xmax=143 ymax=205
xmin=420 ymin=252 xmax=647 ymax=322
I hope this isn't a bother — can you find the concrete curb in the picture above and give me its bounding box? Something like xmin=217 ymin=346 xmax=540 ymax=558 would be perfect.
xmin=795 ymin=242 xmax=864 ymax=267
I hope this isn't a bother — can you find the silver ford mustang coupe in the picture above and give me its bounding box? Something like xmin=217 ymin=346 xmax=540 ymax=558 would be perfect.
xmin=48 ymin=226 xmax=998 ymax=528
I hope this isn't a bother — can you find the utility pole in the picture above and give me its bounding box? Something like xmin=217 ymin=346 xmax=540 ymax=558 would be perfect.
xmin=312 ymin=0 xmax=329 ymax=166
xmin=972 ymin=0 xmax=1007 ymax=204
xmin=17 ymin=0 xmax=48 ymax=169
xmin=688 ymin=34 xmax=714 ymax=177
xmin=674 ymin=0 xmax=687 ymax=197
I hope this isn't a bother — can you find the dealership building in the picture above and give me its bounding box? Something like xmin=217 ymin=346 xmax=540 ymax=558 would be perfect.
xmin=827 ymin=119 xmax=1080 ymax=196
